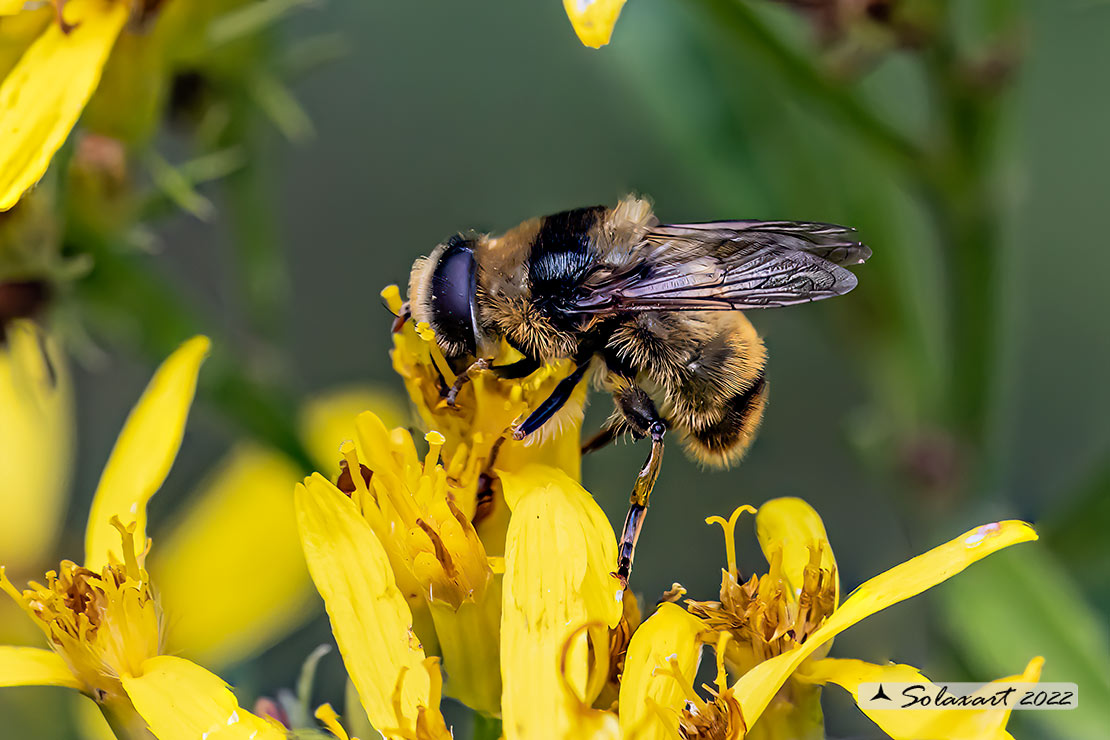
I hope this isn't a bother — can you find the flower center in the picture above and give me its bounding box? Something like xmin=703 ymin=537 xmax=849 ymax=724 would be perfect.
xmin=687 ymin=507 xmax=837 ymax=673
xmin=657 ymin=634 xmax=745 ymax=740
xmin=0 ymin=518 xmax=161 ymax=699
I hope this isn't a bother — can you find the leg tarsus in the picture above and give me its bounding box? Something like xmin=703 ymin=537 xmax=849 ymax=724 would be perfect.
xmin=513 ymin=362 xmax=590 ymax=440
xmin=492 ymin=355 xmax=542 ymax=380
xmin=614 ymin=417 xmax=666 ymax=584
xmin=445 ymin=357 xmax=491 ymax=406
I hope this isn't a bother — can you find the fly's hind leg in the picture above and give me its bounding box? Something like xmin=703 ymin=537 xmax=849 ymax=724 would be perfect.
xmin=582 ymin=424 xmax=618 ymax=455
xmin=610 ymin=379 xmax=667 ymax=586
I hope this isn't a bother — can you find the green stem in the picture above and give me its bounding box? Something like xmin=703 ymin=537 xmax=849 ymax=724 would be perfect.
xmin=218 ymin=98 xmax=291 ymax=350
xmin=429 ymin=590 xmax=503 ymax=716
xmin=919 ymin=35 xmax=1007 ymax=453
xmin=471 ymin=712 xmax=503 ymax=740
xmin=73 ymin=229 xmax=313 ymax=471
xmin=694 ymin=0 xmax=923 ymax=176
xmin=99 ymin=696 xmax=155 ymax=740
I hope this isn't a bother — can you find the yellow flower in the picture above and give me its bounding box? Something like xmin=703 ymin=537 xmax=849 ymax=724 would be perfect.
xmin=151 ymin=385 xmax=406 ymax=671
xmin=616 ymin=498 xmax=1041 ymax=739
xmin=0 ymin=0 xmax=130 ymax=210
xmin=563 ymin=0 xmax=628 ymax=48
xmin=0 ymin=320 xmax=71 ymax=578
xmin=0 ymin=336 xmax=283 ymax=738
xmin=296 ymin=456 xmax=623 ymax=738
xmin=296 ymin=403 xmax=1037 ymax=740
xmin=796 ymin=655 xmax=1044 ymax=740
xmin=300 ymin=291 xmax=1043 ymax=740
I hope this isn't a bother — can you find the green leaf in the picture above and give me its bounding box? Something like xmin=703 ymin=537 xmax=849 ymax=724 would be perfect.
xmin=207 ymin=0 xmax=318 ymax=49
xmin=938 ymin=543 xmax=1110 ymax=740
xmin=144 ymin=151 xmax=215 ymax=221
xmin=295 ymin=644 xmax=334 ymax=726
xmin=248 ymin=73 xmax=315 ymax=143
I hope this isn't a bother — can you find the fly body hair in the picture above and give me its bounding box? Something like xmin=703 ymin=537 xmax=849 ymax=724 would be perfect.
xmin=602 ymin=310 xmax=769 ymax=467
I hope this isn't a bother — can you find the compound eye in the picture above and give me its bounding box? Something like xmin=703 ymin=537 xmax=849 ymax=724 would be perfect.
xmin=429 ymin=237 xmax=478 ymax=355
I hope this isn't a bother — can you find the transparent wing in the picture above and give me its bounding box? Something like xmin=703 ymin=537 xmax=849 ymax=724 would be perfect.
xmin=573 ymin=220 xmax=870 ymax=313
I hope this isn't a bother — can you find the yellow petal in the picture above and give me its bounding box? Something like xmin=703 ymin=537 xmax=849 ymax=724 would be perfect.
xmin=315 ymin=703 xmax=351 ymax=740
xmin=0 ymin=0 xmax=128 ymax=210
xmin=85 ymin=336 xmax=210 ymax=569
xmin=431 ymin=590 xmax=503 ymax=715
xmin=152 ymin=446 xmax=314 ymax=670
xmin=121 ymin=655 xmax=284 ymax=740
xmin=0 ymin=646 xmax=81 ymax=688
xmin=0 ymin=1 xmax=26 ymax=15
xmin=299 ymin=385 xmax=407 ymax=470
xmin=755 ymin=497 xmax=839 ymax=606
xmin=0 ymin=7 xmax=51 ymax=81
xmin=800 ymin=655 xmax=1044 ymax=740
xmin=618 ymin=603 xmax=706 ymax=740
xmin=499 ymin=465 xmax=623 ymax=740
xmin=734 ymin=520 xmax=1037 ymax=727
xmin=563 ymin=0 xmax=627 ymax=48
xmin=0 ymin=322 xmax=72 ymax=572
xmin=296 ymin=473 xmax=431 ymax=730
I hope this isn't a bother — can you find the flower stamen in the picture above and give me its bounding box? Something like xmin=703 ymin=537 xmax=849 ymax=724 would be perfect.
xmin=705 ymin=505 xmax=756 ymax=577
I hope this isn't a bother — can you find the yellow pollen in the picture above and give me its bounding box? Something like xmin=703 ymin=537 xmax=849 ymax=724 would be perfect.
xmin=415 ymin=322 xmax=457 ymax=386
xmin=381 ymin=284 xmax=404 ymax=315
xmin=423 ymin=431 xmax=445 ymax=475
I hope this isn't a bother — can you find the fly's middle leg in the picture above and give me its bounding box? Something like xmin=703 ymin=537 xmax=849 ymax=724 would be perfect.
xmin=610 ymin=379 xmax=667 ymax=586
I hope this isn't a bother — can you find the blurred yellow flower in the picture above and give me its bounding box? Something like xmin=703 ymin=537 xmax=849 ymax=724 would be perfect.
xmin=0 ymin=0 xmax=130 ymax=210
xmin=563 ymin=0 xmax=627 ymax=48
xmin=0 ymin=321 xmax=71 ymax=577
xmin=150 ymin=385 xmax=407 ymax=671
xmin=0 ymin=336 xmax=283 ymax=738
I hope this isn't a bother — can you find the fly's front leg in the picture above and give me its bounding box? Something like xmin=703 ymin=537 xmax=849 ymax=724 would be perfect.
xmin=448 ymin=352 xmax=543 ymax=406
xmin=610 ymin=379 xmax=667 ymax=586
xmin=512 ymin=361 xmax=590 ymax=440
xmin=445 ymin=357 xmax=492 ymax=406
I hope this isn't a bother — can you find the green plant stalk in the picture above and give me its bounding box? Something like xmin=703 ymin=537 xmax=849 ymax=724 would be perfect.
xmin=695 ymin=0 xmax=1011 ymax=471
xmin=218 ymin=93 xmax=292 ymax=351
xmin=99 ymin=695 xmax=155 ymax=740
xmin=695 ymin=0 xmax=923 ymax=177
xmin=73 ymin=230 xmax=313 ymax=472
xmin=919 ymin=39 xmax=1007 ymax=453
xmin=472 ymin=713 xmax=503 ymax=740
xmin=429 ymin=585 xmax=503 ymax=717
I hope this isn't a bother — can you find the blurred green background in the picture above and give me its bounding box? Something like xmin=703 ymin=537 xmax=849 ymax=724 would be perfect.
xmin=3 ymin=0 xmax=1108 ymax=738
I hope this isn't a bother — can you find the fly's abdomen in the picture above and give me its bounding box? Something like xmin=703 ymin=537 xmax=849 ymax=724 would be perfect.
xmin=662 ymin=312 xmax=769 ymax=467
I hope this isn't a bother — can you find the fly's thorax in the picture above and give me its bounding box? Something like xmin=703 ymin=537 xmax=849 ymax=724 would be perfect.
xmin=598 ymin=195 xmax=658 ymax=264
